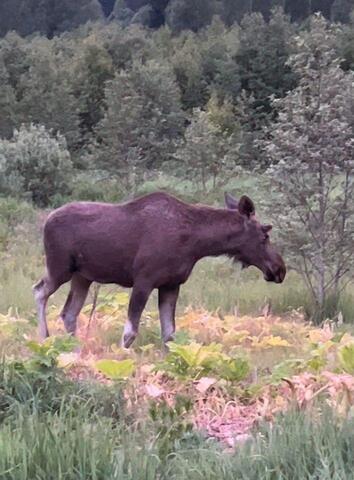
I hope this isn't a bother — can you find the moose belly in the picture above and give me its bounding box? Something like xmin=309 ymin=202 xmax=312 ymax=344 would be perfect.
xmin=74 ymin=250 xmax=134 ymax=287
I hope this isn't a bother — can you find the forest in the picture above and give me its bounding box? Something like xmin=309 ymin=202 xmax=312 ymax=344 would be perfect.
xmin=2 ymin=1 xmax=354 ymax=478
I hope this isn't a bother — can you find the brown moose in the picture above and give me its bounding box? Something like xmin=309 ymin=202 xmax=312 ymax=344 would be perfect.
xmin=33 ymin=192 xmax=286 ymax=347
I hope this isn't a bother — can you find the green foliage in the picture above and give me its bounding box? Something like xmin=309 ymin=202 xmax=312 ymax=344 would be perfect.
xmin=0 ymin=124 xmax=73 ymax=207
xmin=16 ymin=37 xmax=82 ymax=152
xmin=262 ymin=14 xmax=354 ymax=316
xmin=157 ymin=341 xmax=250 ymax=381
xmin=271 ymin=358 xmax=306 ymax=384
xmin=72 ymin=41 xmax=114 ymax=145
xmin=95 ymin=358 xmax=136 ymax=379
xmin=174 ymin=102 xmax=240 ymax=190
xmin=165 ymin=0 xmax=217 ymax=33
xmin=0 ymin=198 xmax=36 ymax=251
xmin=229 ymin=410 xmax=354 ymax=479
xmin=149 ymin=395 xmax=195 ymax=460
xmin=0 ymin=0 xmax=103 ymax=38
xmin=23 ymin=336 xmax=80 ymax=372
xmin=94 ymin=59 xmax=185 ymax=190
xmin=235 ymin=8 xmax=296 ymax=126
xmin=338 ymin=343 xmax=354 ymax=373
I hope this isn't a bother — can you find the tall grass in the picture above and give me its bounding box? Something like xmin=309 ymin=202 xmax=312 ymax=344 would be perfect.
xmin=178 ymin=258 xmax=310 ymax=315
xmin=1 ymin=400 xmax=354 ymax=480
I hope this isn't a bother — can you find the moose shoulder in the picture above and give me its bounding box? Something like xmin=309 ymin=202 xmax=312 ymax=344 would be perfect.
xmin=33 ymin=192 xmax=286 ymax=347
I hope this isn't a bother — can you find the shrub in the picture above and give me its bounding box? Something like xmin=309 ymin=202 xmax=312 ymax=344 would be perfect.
xmin=0 ymin=124 xmax=73 ymax=207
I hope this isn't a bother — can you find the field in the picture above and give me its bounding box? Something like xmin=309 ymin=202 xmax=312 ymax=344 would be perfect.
xmin=2 ymin=293 xmax=354 ymax=479
xmin=2 ymin=196 xmax=354 ymax=479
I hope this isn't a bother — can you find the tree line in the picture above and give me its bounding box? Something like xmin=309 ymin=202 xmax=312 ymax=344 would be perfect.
xmin=0 ymin=0 xmax=353 ymax=37
xmin=3 ymin=8 xmax=354 ymax=203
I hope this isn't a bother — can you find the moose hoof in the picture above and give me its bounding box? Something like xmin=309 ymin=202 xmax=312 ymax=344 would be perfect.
xmin=122 ymin=331 xmax=137 ymax=349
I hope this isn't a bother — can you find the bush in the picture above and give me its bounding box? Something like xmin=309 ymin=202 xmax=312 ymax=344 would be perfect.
xmin=0 ymin=124 xmax=73 ymax=207
xmin=0 ymin=197 xmax=36 ymax=250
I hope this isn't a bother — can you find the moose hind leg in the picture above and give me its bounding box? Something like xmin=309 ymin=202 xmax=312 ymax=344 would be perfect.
xmin=61 ymin=275 xmax=92 ymax=335
xmin=33 ymin=276 xmax=61 ymax=340
xmin=122 ymin=283 xmax=152 ymax=348
xmin=158 ymin=285 xmax=180 ymax=345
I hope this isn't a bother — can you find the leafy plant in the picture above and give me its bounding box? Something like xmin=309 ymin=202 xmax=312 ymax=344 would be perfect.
xmin=271 ymin=359 xmax=306 ymax=384
xmin=23 ymin=335 xmax=80 ymax=373
xmin=95 ymin=359 xmax=136 ymax=380
xmin=156 ymin=341 xmax=250 ymax=381
xmin=149 ymin=394 xmax=195 ymax=461
xmin=338 ymin=343 xmax=354 ymax=374
xmin=0 ymin=124 xmax=73 ymax=207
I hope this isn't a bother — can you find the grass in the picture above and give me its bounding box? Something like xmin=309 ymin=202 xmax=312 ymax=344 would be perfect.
xmin=1 ymin=389 xmax=354 ymax=480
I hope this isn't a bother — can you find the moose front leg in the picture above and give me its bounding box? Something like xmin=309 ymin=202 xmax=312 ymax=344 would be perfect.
xmin=158 ymin=285 xmax=180 ymax=345
xmin=122 ymin=283 xmax=152 ymax=348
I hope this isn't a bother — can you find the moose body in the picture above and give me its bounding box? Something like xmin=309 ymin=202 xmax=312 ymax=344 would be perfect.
xmin=33 ymin=192 xmax=286 ymax=347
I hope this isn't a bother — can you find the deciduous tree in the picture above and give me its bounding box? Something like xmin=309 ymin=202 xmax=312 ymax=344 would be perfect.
xmin=262 ymin=15 xmax=354 ymax=318
xmin=94 ymin=60 xmax=185 ymax=191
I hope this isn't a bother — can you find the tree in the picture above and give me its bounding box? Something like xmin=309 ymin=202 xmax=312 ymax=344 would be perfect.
xmin=0 ymin=124 xmax=73 ymax=207
xmin=331 ymin=0 xmax=353 ymax=23
xmin=16 ymin=37 xmax=81 ymax=154
xmin=72 ymin=42 xmax=114 ymax=145
xmin=0 ymin=58 xmax=18 ymax=139
xmin=0 ymin=0 xmax=103 ymax=38
xmin=338 ymin=13 xmax=354 ymax=70
xmin=169 ymin=19 xmax=240 ymax=110
xmin=99 ymin=0 xmax=116 ymax=16
xmin=112 ymin=0 xmax=135 ymax=25
xmin=45 ymin=0 xmax=103 ymax=37
xmin=174 ymin=100 xmax=239 ymax=191
xmin=165 ymin=0 xmax=217 ymax=33
xmin=170 ymin=32 xmax=209 ymax=110
xmin=198 ymin=18 xmax=241 ymax=102
xmin=234 ymin=8 xmax=297 ymax=123
xmin=220 ymin=0 xmax=253 ymax=25
xmin=0 ymin=0 xmax=47 ymax=38
xmin=94 ymin=60 xmax=185 ymax=191
xmin=261 ymin=15 xmax=354 ymax=318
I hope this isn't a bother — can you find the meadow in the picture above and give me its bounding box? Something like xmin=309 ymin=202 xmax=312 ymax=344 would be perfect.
xmin=2 ymin=191 xmax=354 ymax=479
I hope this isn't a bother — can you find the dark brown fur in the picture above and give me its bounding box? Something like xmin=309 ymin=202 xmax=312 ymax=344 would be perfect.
xmin=33 ymin=192 xmax=286 ymax=346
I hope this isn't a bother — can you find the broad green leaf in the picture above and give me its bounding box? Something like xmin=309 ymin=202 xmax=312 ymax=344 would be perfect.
xmin=95 ymin=359 xmax=136 ymax=379
xmin=339 ymin=344 xmax=354 ymax=374
xmin=217 ymin=357 xmax=250 ymax=382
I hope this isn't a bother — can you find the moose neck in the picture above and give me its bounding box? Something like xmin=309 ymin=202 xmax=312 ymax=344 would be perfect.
xmin=192 ymin=208 xmax=244 ymax=260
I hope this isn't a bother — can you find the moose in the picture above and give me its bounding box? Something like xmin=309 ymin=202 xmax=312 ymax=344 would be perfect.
xmin=33 ymin=192 xmax=286 ymax=347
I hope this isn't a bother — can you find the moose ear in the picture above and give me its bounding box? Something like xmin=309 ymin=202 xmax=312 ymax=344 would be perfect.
xmin=224 ymin=192 xmax=238 ymax=210
xmin=238 ymin=195 xmax=255 ymax=217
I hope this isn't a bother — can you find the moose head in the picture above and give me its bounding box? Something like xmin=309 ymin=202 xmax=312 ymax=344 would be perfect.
xmin=224 ymin=192 xmax=286 ymax=284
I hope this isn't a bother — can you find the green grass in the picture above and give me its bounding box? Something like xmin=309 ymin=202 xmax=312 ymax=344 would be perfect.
xmin=178 ymin=259 xmax=309 ymax=315
xmin=1 ymin=383 xmax=354 ymax=480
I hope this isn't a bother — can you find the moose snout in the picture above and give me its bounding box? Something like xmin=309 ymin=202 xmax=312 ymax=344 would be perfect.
xmin=264 ymin=258 xmax=286 ymax=284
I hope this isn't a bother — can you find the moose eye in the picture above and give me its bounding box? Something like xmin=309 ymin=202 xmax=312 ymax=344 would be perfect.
xmin=262 ymin=234 xmax=269 ymax=244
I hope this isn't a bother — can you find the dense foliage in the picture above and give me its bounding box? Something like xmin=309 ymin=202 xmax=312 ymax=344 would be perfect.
xmin=2 ymin=297 xmax=354 ymax=478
